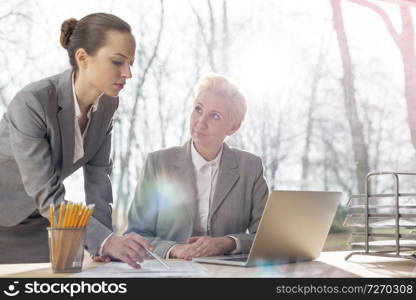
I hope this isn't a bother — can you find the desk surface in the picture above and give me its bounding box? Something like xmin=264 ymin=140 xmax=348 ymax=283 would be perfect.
xmin=1 ymin=251 xmax=415 ymax=278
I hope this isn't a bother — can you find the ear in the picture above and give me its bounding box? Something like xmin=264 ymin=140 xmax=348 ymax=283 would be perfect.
xmin=75 ymin=48 xmax=89 ymax=69
xmin=226 ymin=121 xmax=242 ymax=136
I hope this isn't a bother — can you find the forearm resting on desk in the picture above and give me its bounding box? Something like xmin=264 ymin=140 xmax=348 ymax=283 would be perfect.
xmin=169 ymin=236 xmax=237 ymax=260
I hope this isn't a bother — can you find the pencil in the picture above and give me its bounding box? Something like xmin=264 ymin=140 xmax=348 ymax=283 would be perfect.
xmin=57 ymin=203 xmax=65 ymax=228
xmin=75 ymin=206 xmax=86 ymax=228
xmin=49 ymin=204 xmax=55 ymax=228
xmin=67 ymin=204 xmax=74 ymax=227
xmin=61 ymin=203 xmax=66 ymax=228
xmin=85 ymin=204 xmax=95 ymax=227
xmin=82 ymin=204 xmax=92 ymax=226
xmin=70 ymin=204 xmax=79 ymax=227
xmin=145 ymin=248 xmax=170 ymax=270
xmin=62 ymin=203 xmax=71 ymax=228
xmin=78 ymin=206 xmax=88 ymax=228
xmin=49 ymin=204 xmax=56 ymax=267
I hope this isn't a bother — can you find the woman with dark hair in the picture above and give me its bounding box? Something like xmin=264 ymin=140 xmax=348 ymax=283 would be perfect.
xmin=0 ymin=13 xmax=150 ymax=268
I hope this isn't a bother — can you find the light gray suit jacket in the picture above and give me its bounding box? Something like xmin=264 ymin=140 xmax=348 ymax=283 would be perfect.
xmin=0 ymin=69 xmax=117 ymax=257
xmin=126 ymin=141 xmax=269 ymax=258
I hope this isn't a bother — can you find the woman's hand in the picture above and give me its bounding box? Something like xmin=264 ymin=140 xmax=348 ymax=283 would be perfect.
xmin=102 ymin=232 xmax=153 ymax=268
xmin=170 ymin=236 xmax=236 ymax=260
xmin=92 ymin=255 xmax=111 ymax=263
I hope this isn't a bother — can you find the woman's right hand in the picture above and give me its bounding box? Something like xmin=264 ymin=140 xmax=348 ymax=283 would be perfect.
xmin=102 ymin=232 xmax=153 ymax=268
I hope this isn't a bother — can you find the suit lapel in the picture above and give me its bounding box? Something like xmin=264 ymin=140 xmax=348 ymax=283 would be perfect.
xmin=83 ymin=99 xmax=109 ymax=156
xmin=173 ymin=140 xmax=198 ymax=225
xmin=56 ymin=70 xmax=75 ymax=177
xmin=210 ymin=143 xmax=240 ymax=216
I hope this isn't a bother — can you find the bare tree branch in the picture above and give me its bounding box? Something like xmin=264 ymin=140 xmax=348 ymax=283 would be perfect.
xmin=0 ymin=11 xmax=31 ymax=22
xmin=331 ymin=0 xmax=369 ymax=192
xmin=189 ymin=2 xmax=210 ymax=52
xmin=348 ymin=0 xmax=400 ymax=44
xmin=221 ymin=0 xmax=229 ymax=73
xmin=115 ymin=0 xmax=165 ymax=208
xmin=348 ymin=0 xmax=416 ymax=153
xmin=189 ymin=0 xmax=217 ymax=71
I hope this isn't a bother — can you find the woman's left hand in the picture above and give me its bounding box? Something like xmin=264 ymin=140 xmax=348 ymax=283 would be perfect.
xmin=174 ymin=236 xmax=236 ymax=260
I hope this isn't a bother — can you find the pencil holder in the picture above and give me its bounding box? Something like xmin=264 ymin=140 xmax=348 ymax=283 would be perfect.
xmin=47 ymin=227 xmax=86 ymax=273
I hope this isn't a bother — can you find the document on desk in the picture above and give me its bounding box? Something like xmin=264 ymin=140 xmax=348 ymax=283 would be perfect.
xmin=72 ymin=260 xmax=207 ymax=278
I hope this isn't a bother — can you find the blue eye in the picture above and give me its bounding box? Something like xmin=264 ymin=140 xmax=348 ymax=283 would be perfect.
xmin=212 ymin=113 xmax=221 ymax=120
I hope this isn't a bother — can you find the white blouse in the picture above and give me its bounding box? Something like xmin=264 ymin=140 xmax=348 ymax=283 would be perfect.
xmin=71 ymin=72 xmax=101 ymax=163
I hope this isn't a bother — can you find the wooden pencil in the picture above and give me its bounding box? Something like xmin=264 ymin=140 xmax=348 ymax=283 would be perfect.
xmin=57 ymin=202 xmax=71 ymax=269
xmin=75 ymin=206 xmax=87 ymax=228
xmin=54 ymin=202 xmax=65 ymax=269
xmin=49 ymin=204 xmax=55 ymax=228
xmin=69 ymin=204 xmax=79 ymax=227
xmin=49 ymin=204 xmax=56 ymax=267
xmin=82 ymin=204 xmax=95 ymax=227
xmin=62 ymin=203 xmax=70 ymax=228
xmin=57 ymin=203 xmax=65 ymax=228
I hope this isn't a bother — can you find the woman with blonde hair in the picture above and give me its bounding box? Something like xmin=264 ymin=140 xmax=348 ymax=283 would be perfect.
xmin=125 ymin=74 xmax=269 ymax=259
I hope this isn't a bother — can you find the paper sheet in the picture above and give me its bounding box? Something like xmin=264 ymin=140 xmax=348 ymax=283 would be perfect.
xmin=72 ymin=260 xmax=207 ymax=277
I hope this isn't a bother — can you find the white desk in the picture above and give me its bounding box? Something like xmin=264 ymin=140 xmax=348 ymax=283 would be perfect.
xmin=1 ymin=251 xmax=415 ymax=278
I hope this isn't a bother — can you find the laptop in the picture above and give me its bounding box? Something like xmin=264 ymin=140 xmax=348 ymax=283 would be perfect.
xmin=193 ymin=190 xmax=342 ymax=267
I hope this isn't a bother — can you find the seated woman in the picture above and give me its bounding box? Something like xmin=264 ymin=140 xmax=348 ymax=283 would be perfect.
xmin=126 ymin=74 xmax=269 ymax=259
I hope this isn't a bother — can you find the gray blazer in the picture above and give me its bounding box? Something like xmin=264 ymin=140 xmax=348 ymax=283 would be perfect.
xmin=126 ymin=140 xmax=269 ymax=258
xmin=0 ymin=69 xmax=117 ymax=257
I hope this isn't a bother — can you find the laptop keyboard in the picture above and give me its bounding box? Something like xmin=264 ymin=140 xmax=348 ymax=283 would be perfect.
xmin=220 ymin=257 xmax=248 ymax=262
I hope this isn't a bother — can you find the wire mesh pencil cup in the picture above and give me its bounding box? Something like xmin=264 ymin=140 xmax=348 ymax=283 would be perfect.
xmin=48 ymin=202 xmax=95 ymax=273
xmin=48 ymin=227 xmax=86 ymax=273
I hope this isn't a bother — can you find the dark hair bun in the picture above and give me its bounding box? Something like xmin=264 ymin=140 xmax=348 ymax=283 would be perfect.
xmin=60 ymin=18 xmax=78 ymax=49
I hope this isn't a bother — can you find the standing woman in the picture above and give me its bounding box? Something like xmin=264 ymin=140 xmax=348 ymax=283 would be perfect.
xmin=0 ymin=13 xmax=150 ymax=268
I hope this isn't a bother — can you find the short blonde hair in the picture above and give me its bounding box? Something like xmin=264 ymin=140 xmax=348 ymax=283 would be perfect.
xmin=194 ymin=74 xmax=247 ymax=125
